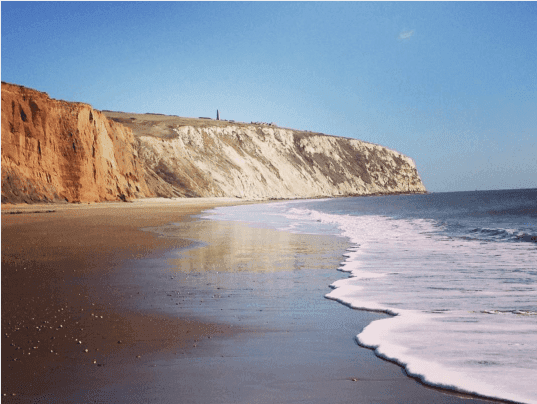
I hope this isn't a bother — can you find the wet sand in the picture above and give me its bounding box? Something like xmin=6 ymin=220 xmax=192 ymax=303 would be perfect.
xmin=1 ymin=198 xmax=243 ymax=401
xmin=2 ymin=199 xmax=501 ymax=403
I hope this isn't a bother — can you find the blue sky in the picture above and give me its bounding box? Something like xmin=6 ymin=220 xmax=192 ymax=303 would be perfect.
xmin=2 ymin=2 xmax=536 ymax=192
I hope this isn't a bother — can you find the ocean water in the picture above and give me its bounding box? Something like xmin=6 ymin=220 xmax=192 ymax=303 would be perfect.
xmin=203 ymin=189 xmax=537 ymax=404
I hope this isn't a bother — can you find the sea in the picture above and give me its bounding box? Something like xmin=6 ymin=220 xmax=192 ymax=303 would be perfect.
xmin=204 ymin=189 xmax=537 ymax=404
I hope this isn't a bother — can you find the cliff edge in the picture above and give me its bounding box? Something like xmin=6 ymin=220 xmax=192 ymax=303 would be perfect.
xmin=1 ymin=83 xmax=426 ymax=203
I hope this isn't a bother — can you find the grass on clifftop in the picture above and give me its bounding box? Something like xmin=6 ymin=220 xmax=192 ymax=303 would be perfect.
xmin=101 ymin=110 xmax=324 ymax=139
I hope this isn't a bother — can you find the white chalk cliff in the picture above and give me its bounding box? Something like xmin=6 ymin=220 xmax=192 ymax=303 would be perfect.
xmin=106 ymin=112 xmax=427 ymax=199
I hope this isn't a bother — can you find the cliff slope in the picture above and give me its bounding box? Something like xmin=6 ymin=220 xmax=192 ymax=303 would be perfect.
xmin=105 ymin=111 xmax=427 ymax=199
xmin=1 ymin=83 xmax=150 ymax=203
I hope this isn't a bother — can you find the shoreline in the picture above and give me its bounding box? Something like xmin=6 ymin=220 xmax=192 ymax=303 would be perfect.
xmin=2 ymin=197 xmax=501 ymax=403
xmin=1 ymin=188 xmax=429 ymax=211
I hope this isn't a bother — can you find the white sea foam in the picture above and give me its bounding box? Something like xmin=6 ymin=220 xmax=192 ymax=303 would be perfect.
xmin=288 ymin=208 xmax=537 ymax=404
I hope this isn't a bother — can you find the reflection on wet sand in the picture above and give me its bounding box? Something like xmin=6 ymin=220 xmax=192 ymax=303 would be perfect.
xmin=164 ymin=219 xmax=346 ymax=274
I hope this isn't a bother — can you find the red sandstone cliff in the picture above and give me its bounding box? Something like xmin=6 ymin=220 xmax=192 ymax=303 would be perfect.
xmin=1 ymin=82 xmax=151 ymax=203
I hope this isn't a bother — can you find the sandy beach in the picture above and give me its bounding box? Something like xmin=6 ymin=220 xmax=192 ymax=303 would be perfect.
xmin=2 ymin=198 xmax=502 ymax=403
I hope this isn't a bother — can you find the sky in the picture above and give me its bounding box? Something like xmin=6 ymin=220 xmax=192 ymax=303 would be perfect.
xmin=1 ymin=2 xmax=536 ymax=192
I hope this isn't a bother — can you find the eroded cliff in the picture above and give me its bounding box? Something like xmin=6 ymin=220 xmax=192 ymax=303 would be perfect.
xmin=105 ymin=111 xmax=427 ymax=199
xmin=1 ymin=83 xmax=150 ymax=203
xmin=1 ymin=83 xmax=426 ymax=204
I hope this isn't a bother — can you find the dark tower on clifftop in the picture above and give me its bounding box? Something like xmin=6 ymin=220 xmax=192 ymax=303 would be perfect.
xmin=216 ymin=110 xmax=220 ymax=120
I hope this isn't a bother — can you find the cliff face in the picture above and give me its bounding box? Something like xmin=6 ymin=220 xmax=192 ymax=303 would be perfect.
xmin=106 ymin=112 xmax=427 ymax=199
xmin=1 ymin=83 xmax=150 ymax=203
xmin=1 ymin=83 xmax=426 ymax=204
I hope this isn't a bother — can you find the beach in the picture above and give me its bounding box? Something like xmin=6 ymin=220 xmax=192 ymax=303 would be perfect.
xmin=2 ymin=198 xmax=502 ymax=403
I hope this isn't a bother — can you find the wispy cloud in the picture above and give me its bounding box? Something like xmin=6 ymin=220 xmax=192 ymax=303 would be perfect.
xmin=398 ymin=30 xmax=415 ymax=40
